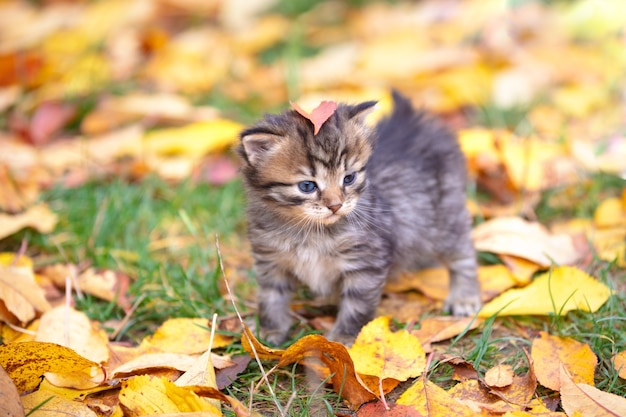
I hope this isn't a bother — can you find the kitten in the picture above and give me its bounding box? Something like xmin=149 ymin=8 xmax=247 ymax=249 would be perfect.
xmin=237 ymin=90 xmax=481 ymax=345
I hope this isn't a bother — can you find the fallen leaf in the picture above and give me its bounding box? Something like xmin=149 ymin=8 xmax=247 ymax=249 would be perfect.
xmin=448 ymin=379 xmax=521 ymax=414
xmin=0 ymin=341 xmax=104 ymax=393
xmin=485 ymin=364 xmax=514 ymax=388
xmin=0 ymin=365 xmax=24 ymax=417
xmin=28 ymin=101 xmax=76 ymax=145
xmin=560 ymin=363 xmax=626 ymax=416
xmin=386 ymin=264 xmax=518 ymax=303
xmin=613 ymin=351 xmax=626 ymax=379
xmin=531 ymin=331 xmax=597 ymax=391
xmin=111 ymin=352 xmax=233 ymax=379
xmin=0 ymin=204 xmax=58 ymax=240
xmin=487 ymin=351 xmax=537 ymax=406
xmin=594 ymin=196 xmax=626 ymax=228
xmin=215 ymin=355 xmax=251 ymax=390
xmin=479 ymin=266 xmax=612 ymax=317
xmin=349 ymin=316 xmax=426 ymax=385
xmin=36 ymin=305 xmax=110 ymax=365
xmin=118 ymin=375 xmax=222 ymax=415
xmin=290 ymin=100 xmax=338 ymax=135
xmin=396 ymin=376 xmax=476 ymax=416
xmin=499 ymin=255 xmax=541 ymax=285
xmin=357 ymin=401 xmax=425 ymax=416
xmin=276 ymin=334 xmax=376 ymax=410
xmin=21 ymin=388 xmax=97 ymax=417
xmin=175 ymin=350 xmax=222 ymax=411
xmin=240 ymin=324 xmax=284 ymax=361
xmin=139 ymin=318 xmax=233 ymax=354
xmin=411 ymin=316 xmax=482 ymax=349
xmin=473 ymin=217 xmax=580 ymax=266
xmin=0 ymin=261 xmax=51 ymax=324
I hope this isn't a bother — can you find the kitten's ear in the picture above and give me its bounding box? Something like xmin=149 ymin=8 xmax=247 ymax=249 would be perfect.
xmin=241 ymin=133 xmax=282 ymax=165
xmin=348 ymin=101 xmax=377 ymax=121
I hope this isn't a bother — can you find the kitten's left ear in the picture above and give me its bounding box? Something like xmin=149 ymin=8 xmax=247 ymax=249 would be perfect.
xmin=348 ymin=101 xmax=377 ymax=121
xmin=240 ymin=133 xmax=282 ymax=165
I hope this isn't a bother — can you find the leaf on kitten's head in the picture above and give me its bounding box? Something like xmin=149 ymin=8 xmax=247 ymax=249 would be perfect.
xmin=290 ymin=100 xmax=338 ymax=135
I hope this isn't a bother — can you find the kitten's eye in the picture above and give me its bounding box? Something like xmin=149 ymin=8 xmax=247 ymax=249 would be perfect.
xmin=298 ymin=181 xmax=318 ymax=193
xmin=343 ymin=173 xmax=357 ymax=185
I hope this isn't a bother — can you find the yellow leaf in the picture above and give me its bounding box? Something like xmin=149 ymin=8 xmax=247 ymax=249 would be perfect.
xmin=142 ymin=119 xmax=242 ymax=157
xmin=560 ymin=363 xmax=626 ymax=416
xmin=532 ymin=332 xmax=597 ymax=391
xmin=349 ymin=316 xmax=425 ymax=383
xmin=0 ymin=341 xmax=103 ymax=393
xmin=176 ymin=350 xmax=221 ymax=411
xmin=36 ymin=306 xmax=109 ymax=364
xmin=479 ymin=266 xmax=612 ymax=317
xmin=594 ymin=197 xmax=626 ymax=228
xmin=386 ymin=264 xmax=517 ymax=303
xmin=485 ymin=364 xmax=514 ymax=388
xmin=139 ymin=318 xmax=233 ymax=354
xmin=397 ymin=376 xmax=476 ymax=416
xmin=0 ymin=204 xmax=58 ymax=240
xmin=119 ymin=375 xmax=221 ymax=415
xmin=22 ymin=389 xmax=98 ymax=417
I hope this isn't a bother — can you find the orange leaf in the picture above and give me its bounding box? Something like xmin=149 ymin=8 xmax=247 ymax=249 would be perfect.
xmin=240 ymin=324 xmax=284 ymax=361
xmin=531 ymin=331 xmax=596 ymax=391
xmin=613 ymin=351 xmax=626 ymax=379
xmin=290 ymin=100 xmax=338 ymax=135
xmin=277 ymin=334 xmax=376 ymax=410
xmin=357 ymin=401 xmax=425 ymax=416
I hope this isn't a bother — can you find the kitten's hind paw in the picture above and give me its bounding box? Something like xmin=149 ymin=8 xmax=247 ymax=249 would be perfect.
xmin=443 ymin=294 xmax=482 ymax=317
xmin=326 ymin=329 xmax=357 ymax=347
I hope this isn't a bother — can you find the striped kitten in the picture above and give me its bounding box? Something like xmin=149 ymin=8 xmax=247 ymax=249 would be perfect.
xmin=237 ymin=91 xmax=480 ymax=345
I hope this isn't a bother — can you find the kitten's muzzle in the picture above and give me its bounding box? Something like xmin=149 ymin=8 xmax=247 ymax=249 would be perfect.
xmin=328 ymin=203 xmax=342 ymax=214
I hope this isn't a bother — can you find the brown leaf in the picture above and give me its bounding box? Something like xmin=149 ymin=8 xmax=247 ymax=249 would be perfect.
xmin=560 ymin=363 xmax=626 ymax=416
xmin=216 ymin=354 xmax=251 ymax=390
xmin=486 ymin=351 xmax=537 ymax=406
xmin=0 ymin=204 xmax=58 ymax=240
xmin=290 ymin=100 xmax=338 ymax=135
xmin=0 ymin=260 xmax=51 ymax=324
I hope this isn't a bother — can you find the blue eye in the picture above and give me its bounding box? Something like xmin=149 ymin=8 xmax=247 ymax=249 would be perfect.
xmin=298 ymin=181 xmax=317 ymax=193
xmin=343 ymin=173 xmax=357 ymax=185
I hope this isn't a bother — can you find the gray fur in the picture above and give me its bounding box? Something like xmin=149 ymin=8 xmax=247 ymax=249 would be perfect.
xmin=237 ymin=91 xmax=481 ymax=345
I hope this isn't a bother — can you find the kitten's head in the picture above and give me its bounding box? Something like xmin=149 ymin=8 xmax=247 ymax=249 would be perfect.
xmin=238 ymin=101 xmax=376 ymax=226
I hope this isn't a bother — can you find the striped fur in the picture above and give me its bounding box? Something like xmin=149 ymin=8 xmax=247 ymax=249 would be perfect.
xmin=237 ymin=91 xmax=480 ymax=345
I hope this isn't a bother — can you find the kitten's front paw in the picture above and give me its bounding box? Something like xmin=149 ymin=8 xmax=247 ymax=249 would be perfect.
xmin=326 ymin=329 xmax=357 ymax=347
xmin=260 ymin=327 xmax=289 ymax=346
xmin=443 ymin=293 xmax=482 ymax=317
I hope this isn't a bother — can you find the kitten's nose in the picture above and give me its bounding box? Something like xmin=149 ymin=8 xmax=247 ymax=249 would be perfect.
xmin=328 ymin=203 xmax=342 ymax=214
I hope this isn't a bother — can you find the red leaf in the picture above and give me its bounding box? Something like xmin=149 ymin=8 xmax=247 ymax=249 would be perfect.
xmin=290 ymin=100 xmax=337 ymax=135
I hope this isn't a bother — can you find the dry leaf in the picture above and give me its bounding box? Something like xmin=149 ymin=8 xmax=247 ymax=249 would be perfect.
xmin=290 ymin=100 xmax=338 ymax=135
xmin=0 ymin=341 xmax=104 ymax=393
xmin=139 ymin=318 xmax=233 ymax=354
xmin=396 ymin=376 xmax=476 ymax=416
xmin=276 ymin=334 xmax=376 ymax=410
xmin=531 ymin=331 xmax=597 ymax=391
xmin=357 ymin=401 xmax=425 ymax=416
xmin=594 ymin=197 xmax=626 ymax=228
xmin=473 ymin=217 xmax=580 ymax=266
xmin=485 ymin=364 xmax=514 ymax=388
xmin=118 ymin=375 xmax=222 ymax=415
xmin=111 ymin=352 xmax=233 ymax=379
xmin=0 ymin=261 xmax=51 ymax=324
xmin=240 ymin=324 xmax=285 ymax=361
xmin=613 ymin=351 xmax=626 ymax=379
xmin=349 ymin=316 xmax=426 ymax=384
xmin=36 ymin=305 xmax=110 ymax=364
xmin=21 ymin=388 xmax=97 ymax=417
xmin=0 ymin=204 xmax=58 ymax=240
xmin=479 ymin=266 xmax=611 ymax=317
xmin=560 ymin=363 xmax=626 ymax=416
xmin=411 ymin=316 xmax=482 ymax=348
xmin=0 ymin=365 xmax=24 ymax=417
xmin=486 ymin=351 xmax=537 ymax=407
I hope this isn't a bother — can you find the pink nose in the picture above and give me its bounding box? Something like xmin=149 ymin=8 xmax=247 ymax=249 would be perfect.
xmin=328 ymin=204 xmax=342 ymax=214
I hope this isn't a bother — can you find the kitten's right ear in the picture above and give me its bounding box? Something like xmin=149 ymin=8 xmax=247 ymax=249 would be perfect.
xmin=241 ymin=133 xmax=282 ymax=165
